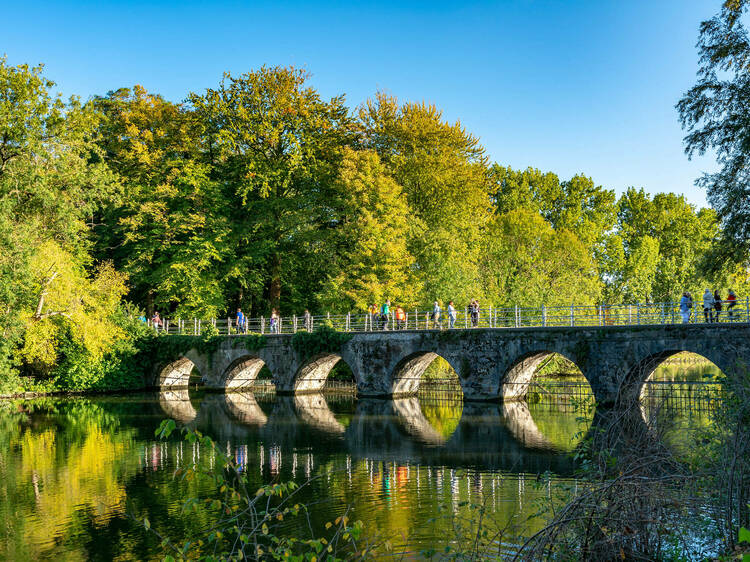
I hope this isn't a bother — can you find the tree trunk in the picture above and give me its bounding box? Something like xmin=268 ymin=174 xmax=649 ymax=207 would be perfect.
xmin=268 ymin=254 xmax=281 ymax=311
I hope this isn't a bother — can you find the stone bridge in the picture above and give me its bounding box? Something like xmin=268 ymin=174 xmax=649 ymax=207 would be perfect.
xmin=155 ymin=324 xmax=750 ymax=406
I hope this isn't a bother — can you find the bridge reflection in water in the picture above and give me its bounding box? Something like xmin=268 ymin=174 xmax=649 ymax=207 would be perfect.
xmin=157 ymin=388 xmax=595 ymax=476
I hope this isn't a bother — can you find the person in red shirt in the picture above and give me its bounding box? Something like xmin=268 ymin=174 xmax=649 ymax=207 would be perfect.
xmin=727 ymin=289 xmax=738 ymax=320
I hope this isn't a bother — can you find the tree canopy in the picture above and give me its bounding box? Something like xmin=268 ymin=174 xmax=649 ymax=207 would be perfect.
xmin=0 ymin=57 xmax=745 ymax=385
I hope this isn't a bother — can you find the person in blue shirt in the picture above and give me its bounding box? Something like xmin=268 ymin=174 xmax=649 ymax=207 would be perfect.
xmin=236 ymin=308 xmax=246 ymax=333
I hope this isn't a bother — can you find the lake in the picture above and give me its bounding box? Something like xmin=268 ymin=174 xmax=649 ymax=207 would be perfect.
xmin=0 ymin=371 xmax=718 ymax=560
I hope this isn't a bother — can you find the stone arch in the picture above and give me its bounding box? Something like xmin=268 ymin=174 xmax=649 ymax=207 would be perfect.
xmin=389 ymin=351 xmax=463 ymax=397
xmin=158 ymin=357 xmax=197 ymax=388
xmin=624 ymin=348 xmax=730 ymax=406
xmin=221 ymin=355 xmax=273 ymax=390
xmin=499 ymin=350 xmax=589 ymax=402
xmin=293 ymin=353 xmax=356 ymax=394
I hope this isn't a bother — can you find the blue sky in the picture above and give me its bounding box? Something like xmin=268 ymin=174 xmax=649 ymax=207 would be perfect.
xmin=1 ymin=0 xmax=718 ymax=206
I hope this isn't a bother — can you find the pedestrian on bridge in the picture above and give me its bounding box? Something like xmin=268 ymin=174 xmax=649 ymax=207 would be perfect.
xmin=395 ymin=305 xmax=406 ymax=330
xmin=703 ymin=289 xmax=715 ymax=323
xmin=431 ymin=301 xmax=442 ymax=329
xmin=447 ymin=301 xmax=457 ymax=329
xmin=470 ymin=299 xmax=480 ymax=327
xmin=714 ymin=290 xmax=723 ymax=322
xmin=679 ymin=292 xmax=692 ymax=323
xmin=152 ymin=311 xmax=162 ymax=331
xmin=380 ymin=300 xmax=391 ymax=330
xmin=236 ymin=308 xmax=246 ymax=333
xmin=270 ymin=308 xmax=280 ymax=333
xmin=727 ymin=289 xmax=737 ymax=320
xmin=368 ymin=303 xmax=378 ymax=331
xmin=304 ymin=309 xmax=312 ymax=332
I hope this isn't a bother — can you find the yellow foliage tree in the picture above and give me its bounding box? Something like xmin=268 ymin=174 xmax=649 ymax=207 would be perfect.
xmin=20 ymin=241 xmax=127 ymax=371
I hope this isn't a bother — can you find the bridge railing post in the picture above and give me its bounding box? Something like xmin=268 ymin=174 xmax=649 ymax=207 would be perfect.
xmin=465 ymin=307 xmax=468 ymax=329
xmin=636 ymin=303 xmax=641 ymax=325
xmin=260 ymin=316 xmax=265 ymax=334
xmin=570 ymin=304 xmax=574 ymax=326
xmin=294 ymin=315 xmax=298 ymax=333
xmin=542 ymin=305 xmax=547 ymax=327
xmin=746 ymin=297 xmax=749 ymax=323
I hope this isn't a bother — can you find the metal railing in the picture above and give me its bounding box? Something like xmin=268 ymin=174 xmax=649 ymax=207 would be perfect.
xmin=145 ymin=299 xmax=750 ymax=336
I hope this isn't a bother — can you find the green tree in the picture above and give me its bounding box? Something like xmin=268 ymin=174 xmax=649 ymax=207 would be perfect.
xmin=615 ymin=188 xmax=720 ymax=302
xmin=481 ymin=209 xmax=601 ymax=308
xmin=0 ymin=59 xmax=121 ymax=384
xmin=190 ymin=66 xmax=354 ymax=313
xmin=677 ymin=0 xmax=750 ymax=263
xmin=317 ymin=148 xmax=419 ymax=310
xmin=358 ymin=93 xmax=491 ymax=305
xmin=93 ymin=86 xmax=231 ymax=317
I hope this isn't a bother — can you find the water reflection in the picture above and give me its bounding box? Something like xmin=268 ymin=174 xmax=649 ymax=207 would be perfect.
xmin=0 ymin=378 xmax=716 ymax=560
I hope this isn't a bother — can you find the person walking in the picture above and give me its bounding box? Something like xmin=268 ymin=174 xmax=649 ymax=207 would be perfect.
xmin=727 ymin=289 xmax=737 ymax=320
xmin=431 ymin=301 xmax=442 ymax=329
xmin=152 ymin=311 xmax=162 ymax=331
xmin=380 ymin=300 xmax=391 ymax=330
xmin=679 ymin=292 xmax=692 ymax=324
xmin=368 ymin=303 xmax=379 ymax=331
xmin=714 ymin=290 xmax=723 ymax=322
xmin=702 ymin=289 xmax=714 ymax=323
xmin=270 ymin=308 xmax=280 ymax=333
xmin=304 ymin=309 xmax=312 ymax=331
xmin=447 ymin=301 xmax=457 ymax=329
xmin=236 ymin=308 xmax=246 ymax=333
xmin=470 ymin=299 xmax=480 ymax=328
xmin=395 ymin=305 xmax=406 ymax=330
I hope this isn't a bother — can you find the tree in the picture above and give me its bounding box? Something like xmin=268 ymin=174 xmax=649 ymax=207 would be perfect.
xmin=489 ymin=165 xmax=618 ymax=257
xmin=358 ymin=93 xmax=491 ymax=304
xmin=0 ymin=58 xmax=122 ymax=381
xmin=93 ymin=86 xmax=232 ymax=317
xmin=481 ymin=209 xmax=602 ymax=308
xmin=317 ymin=148 xmax=419 ymax=310
xmin=677 ymin=0 xmax=750 ymax=263
xmin=190 ymin=66 xmax=354 ymax=313
xmin=614 ymin=188 xmax=720 ymax=302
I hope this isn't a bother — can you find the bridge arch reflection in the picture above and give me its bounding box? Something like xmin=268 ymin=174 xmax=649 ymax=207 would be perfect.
xmin=157 ymin=391 xmax=578 ymax=474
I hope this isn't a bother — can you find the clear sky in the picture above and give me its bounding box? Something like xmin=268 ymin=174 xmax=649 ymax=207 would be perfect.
xmin=1 ymin=0 xmax=719 ymax=206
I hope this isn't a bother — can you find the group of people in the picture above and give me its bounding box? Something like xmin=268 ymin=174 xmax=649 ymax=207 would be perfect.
xmin=364 ymin=299 xmax=481 ymax=331
xmin=679 ymin=289 xmax=738 ymax=323
xmin=235 ymin=307 xmax=284 ymax=333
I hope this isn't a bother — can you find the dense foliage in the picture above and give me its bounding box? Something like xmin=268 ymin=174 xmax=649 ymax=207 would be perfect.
xmin=0 ymin=55 xmax=747 ymax=390
xmin=678 ymin=0 xmax=750 ymax=266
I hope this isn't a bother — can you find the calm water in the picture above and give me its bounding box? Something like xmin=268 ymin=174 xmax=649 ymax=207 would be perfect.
xmin=0 ymin=373 xmax=717 ymax=560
